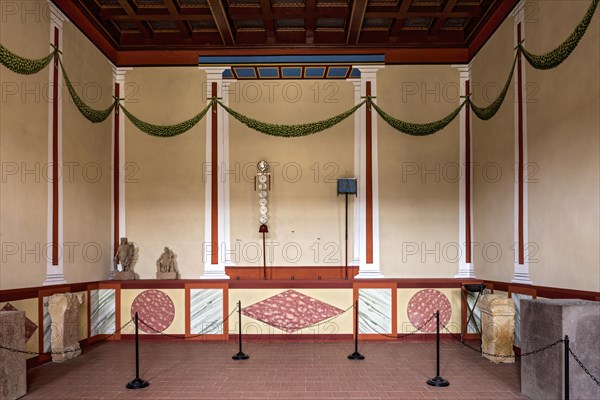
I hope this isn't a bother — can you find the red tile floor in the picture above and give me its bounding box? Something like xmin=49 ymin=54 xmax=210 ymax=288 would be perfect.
xmin=24 ymin=341 xmax=527 ymax=399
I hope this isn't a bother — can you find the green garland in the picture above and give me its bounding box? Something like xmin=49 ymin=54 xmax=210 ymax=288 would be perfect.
xmin=59 ymin=59 xmax=116 ymax=123
xmin=370 ymin=99 xmax=465 ymax=136
xmin=120 ymin=101 xmax=213 ymax=137
xmin=217 ymin=100 xmax=365 ymax=137
xmin=520 ymin=0 xmax=599 ymax=70
xmin=469 ymin=53 xmax=518 ymax=121
xmin=0 ymin=44 xmax=54 ymax=75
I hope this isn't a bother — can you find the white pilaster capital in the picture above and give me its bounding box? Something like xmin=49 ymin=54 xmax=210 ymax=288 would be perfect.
xmin=111 ymin=65 xmax=133 ymax=84
xmin=452 ymin=64 xmax=472 ymax=82
xmin=511 ymin=0 xmax=526 ymax=24
xmin=353 ymin=65 xmax=384 ymax=80
xmin=48 ymin=1 xmax=67 ymax=27
xmin=200 ymin=66 xmax=229 ymax=82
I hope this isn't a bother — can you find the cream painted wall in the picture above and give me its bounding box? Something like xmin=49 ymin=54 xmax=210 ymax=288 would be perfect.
xmin=61 ymin=23 xmax=113 ymax=283
xmin=471 ymin=14 xmax=516 ymax=283
xmin=0 ymin=2 xmax=112 ymax=289
xmin=471 ymin=0 xmax=600 ymax=292
xmin=377 ymin=66 xmax=460 ymax=278
xmin=1 ymin=2 xmax=51 ymax=289
xmin=124 ymin=68 xmax=206 ymax=279
xmin=228 ymin=80 xmax=355 ymax=267
xmin=525 ymin=0 xmax=599 ymax=291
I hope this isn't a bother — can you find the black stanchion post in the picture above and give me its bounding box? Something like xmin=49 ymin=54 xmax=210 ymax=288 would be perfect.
xmin=564 ymin=335 xmax=569 ymax=400
xmin=232 ymin=301 xmax=249 ymax=360
xmin=427 ymin=310 xmax=449 ymax=387
xmin=126 ymin=312 xmax=149 ymax=389
xmin=347 ymin=300 xmax=365 ymax=360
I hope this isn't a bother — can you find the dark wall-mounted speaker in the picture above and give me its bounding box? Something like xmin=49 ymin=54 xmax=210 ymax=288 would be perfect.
xmin=337 ymin=178 xmax=357 ymax=195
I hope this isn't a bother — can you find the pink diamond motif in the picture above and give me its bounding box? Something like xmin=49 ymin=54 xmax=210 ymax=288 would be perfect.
xmin=0 ymin=303 xmax=38 ymax=342
xmin=242 ymin=289 xmax=343 ymax=333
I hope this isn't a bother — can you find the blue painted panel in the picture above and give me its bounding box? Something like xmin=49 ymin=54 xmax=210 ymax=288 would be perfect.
xmin=281 ymin=67 xmax=302 ymax=78
xmin=222 ymin=69 xmax=234 ymax=78
xmin=304 ymin=67 xmax=326 ymax=78
xmin=349 ymin=68 xmax=361 ymax=78
xmin=233 ymin=67 xmax=257 ymax=78
xmin=258 ymin=67 xmax=279 ymax=78
xmin=327 ymin=66 xmax=349 ymax=78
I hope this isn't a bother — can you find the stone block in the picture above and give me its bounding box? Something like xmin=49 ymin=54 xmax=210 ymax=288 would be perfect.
xmin=0 ymin=311 xmax=27 ymax=400
xmin=521 ymin=299 xmax=600 ymax=400
xmin=478 ymin=294 xmax=515 ymax=363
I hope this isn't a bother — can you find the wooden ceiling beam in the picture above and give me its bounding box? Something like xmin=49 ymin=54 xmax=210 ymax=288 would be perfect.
xmin=163 ymin=0 xmax=191 ymax=37
xmin=260 ymin=0 xmax=276 ymax=44
xmin=346 ymin=0 xmax=368 ymax=44
xmin=305 ymin=0 xmax=316 ymax=44
xmin=390 ymin=0 xmax=412 ymax=42
xmin=429 ymin=0 xmax=459 ymax=35
xmin=207 ymin=0 xmax=235 ymax=45
xmin=104 ymin=14 xmax=215 ymax=22
xmin=366 ymin=10 xmax=480 ymax=19
xmin=117 ymin=0 xmax=152 ymax=37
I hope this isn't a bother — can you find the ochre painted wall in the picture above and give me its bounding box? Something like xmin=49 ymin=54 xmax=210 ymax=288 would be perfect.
xmin=61 ymin=23 xmax=113 ymax=283
xmin=525 ymin=0 xmax=599 ymax=291
xmin=471 ymin=13 xmax=516 ymax=283
xmin=124 ymin=68 xmax=207 ymax=279
xmin=471 ymin=0 xmax=599 ymax=291
xmin=228 ymin=80 xmax=355 ymax=268
xmin=0 ymin=2 xmax=50 ymax=289
xmin=0 ymin=3 xmax=112 ymax=289
xmin=378 ymin=66 xmax=461 ymax=278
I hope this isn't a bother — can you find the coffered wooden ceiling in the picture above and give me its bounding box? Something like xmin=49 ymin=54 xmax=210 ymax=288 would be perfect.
xmin=51 ymin=0 xmax=519 ymax=66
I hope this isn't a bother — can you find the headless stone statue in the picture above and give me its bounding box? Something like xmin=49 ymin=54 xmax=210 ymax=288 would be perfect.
xmin=113 ymin=238 xmax=135 ymax=280
xmin=156 ymin=247 xmax=177 ymax=279
xmin=48 ymin=293 xmax=85 ymax=363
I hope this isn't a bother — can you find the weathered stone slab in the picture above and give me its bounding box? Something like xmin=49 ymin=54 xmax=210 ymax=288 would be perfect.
xmin=0 ymin=311 xmax=27 ymax=400
xmin=478 ymin=294 xmax=515 ymax=363
xmin=521 ymin=299 xmax=600 ymax=400
xmin=48 ymin=293 xmax=85 ymax=363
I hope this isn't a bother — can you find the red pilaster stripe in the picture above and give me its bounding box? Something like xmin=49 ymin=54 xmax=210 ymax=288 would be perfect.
xmin=211 ymin=82 xmax=219 ymax=265
xmin=465 ymin=80 xmax=471 ymax=264
xmin=52 ymin=28 xmax=59 ymax=266
xmin=113 ymin=83 xmax=120 ymax=255
xmin=366 ymin=81 xmax=373 ymax=264
xmin=517 ymin=24 xmax=524 ymax=265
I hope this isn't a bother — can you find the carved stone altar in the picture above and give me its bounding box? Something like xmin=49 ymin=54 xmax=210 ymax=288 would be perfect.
xmin=48 ymin=293 xmax=85 ymax=363
xmin=521 ymin=299 xmax=600 ymax=400
xmin=0 ymin=311 xmax=27 ymax=400
xmin=478 ymin=294 xmax=515 ymax=363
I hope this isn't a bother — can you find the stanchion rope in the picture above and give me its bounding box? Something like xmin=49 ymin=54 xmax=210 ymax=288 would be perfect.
xmin=569 ymin=347 xmax=600 ymax=387
xmin=441 ymin=325 xmax=564 ymax=359
xmin=0 ymin=319 xmax=134 ymax=356
xmin=357 ymin=312 xmax=436 ymax=339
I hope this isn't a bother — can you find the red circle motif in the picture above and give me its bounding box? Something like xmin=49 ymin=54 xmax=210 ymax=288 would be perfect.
xmin=407 ymin=289 xmax=452 ymax=333
xmin=131 ymin=290 xmax=175 ymax=333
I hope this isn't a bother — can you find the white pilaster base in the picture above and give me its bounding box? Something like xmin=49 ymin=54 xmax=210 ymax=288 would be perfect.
xmin=43 ymin=272 xmax=66 ymax=286
xmin=511 ymin=263 xmax=532 ymax=284
xmin=355 ymin=264 xmax=384 ymax=279
xmin=200 ymin=269 xmax=230 ymax=280
xmin=454 ymin=262 xmax=476 ymax=279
